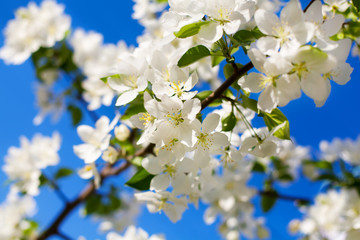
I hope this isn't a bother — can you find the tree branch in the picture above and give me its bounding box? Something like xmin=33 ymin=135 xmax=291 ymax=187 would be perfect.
xmin=36 ymin=142 xmax=155 ymax=240
xmin=201 ymin=61 xmax=254 ymax=110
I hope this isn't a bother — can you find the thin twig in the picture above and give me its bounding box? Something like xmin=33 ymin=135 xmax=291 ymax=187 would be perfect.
xmin=259 ymin=190 xmax=311 ymax=204
xmin=201 ymin=61 xmax=254 ymax=110
xmin=42 ymin=173 xmax=69 ymax=204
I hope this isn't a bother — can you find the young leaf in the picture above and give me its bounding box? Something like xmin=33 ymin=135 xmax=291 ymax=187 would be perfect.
xmin=211 ymin=55 xmax=225 ymax=67
xmin=54 ymin=167 xmax=74 ymax=180
xmin=223 ymin=63 xmax=243 ymax=79
xmin=174 ymin=21 xmax=210 ymax=38
xmin=261 ymin=191 xmax=278 ymax=212
xmin=125 ymin=168 xmax=154 ymax=191
xmin=353 ymin=0 xmax=360 ymax=12
xmin=67 ymin=105 xmax=83 ymax=126
xmin=263 ymin=109 xmax=290 ymax=140
xmin=252 ymin=161 xmax=266 ymax=173
xmin=178 ymin=45 xmax=211 ymax=67
xmin=84 ymin=194 xmax=102 ymax=215
xmin=121 ymin=94 xmax=146 ymax=120
xmin=195 ymin=90 xmax=213 ymax=101
xmin=222 ymin=112 xmax=237 ymax=132
xmin=231 ymin=29 xmax=264 ymax=47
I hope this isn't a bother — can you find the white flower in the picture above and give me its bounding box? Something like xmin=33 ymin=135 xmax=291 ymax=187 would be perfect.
xmin=73 ymin=115 xmax=119 ymax=163
xmin=114 ymin=124 xmax=131 ymax=142
xmin=291 ymin=45 xmax=337 ymax=107
xmin=142 ymin=154 xmax=196 ymax=194
xmin=240 ymin=124 xmax=285 ymax=158
xmin=108 ymin=54 xmax=148 ymax=106
xmin=107 ymin=225 xmax=165 ymax=240
xmin=78 ymin=163 xmax=101 ymax=189
xmin=305 ymin=0 xmax=345 ymax=51
xmin=198 ymin=0 xmax=255 ymax=43
xmin=254 ymin=0 xmax=313 ymax=55
xmin=150 ymin=95 xmax=201 ymax=147
xmin=3 ymin=132 xmax=61 ymax=195
xmin=192 ymin=113 xmax=230 ymax=167
xmin=0 ymin=0 xmax=71 ymax=64
xmin=0 ymin=193 xmax=36 ymax=240
xmin=102 ymin=146 xmax=119 ymax=164
xmin=135 ymin=191 xmax=187 ymax=223
xmin=239 ymin=48 xmax=301 ymax=112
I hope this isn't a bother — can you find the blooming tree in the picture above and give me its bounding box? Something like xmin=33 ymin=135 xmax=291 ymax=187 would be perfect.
xmin=1 ymin=0 xmax=360 ymax=239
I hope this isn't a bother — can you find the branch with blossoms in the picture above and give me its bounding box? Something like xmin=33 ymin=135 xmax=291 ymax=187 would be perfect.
xmin=1 ymin=0 xmax=360 ymax=240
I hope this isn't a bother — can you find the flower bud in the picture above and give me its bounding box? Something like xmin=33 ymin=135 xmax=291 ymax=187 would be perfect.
xmin=115 ymin=124 xmax=130 ymax=141
xmin=102 ymin=146 xmax=118 ymax=164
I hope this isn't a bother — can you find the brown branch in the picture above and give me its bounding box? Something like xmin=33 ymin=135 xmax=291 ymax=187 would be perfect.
xmin=201 ymin=61 xmax=254 ymax=110
xmin=36 ymin=146 xmax=152 ymax=240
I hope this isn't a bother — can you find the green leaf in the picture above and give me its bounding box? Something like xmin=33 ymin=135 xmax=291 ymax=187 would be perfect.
xmin=277 ymin=172 xmax=294 ymax=181
xmin=303 ymin=160 xmax=333 ymax=171
xmin=131 ymin=157 xmax=143 ymax=167
xmin=252 ymin=161 xmax=266 ymax=173
xmin=223 ymin=63 xmax=243 ymax=79
xmin=178 ymin=45 xmax=211 ymax=67
xmin=125 ymin=168 xmax=155 ymax=191
xmin=241 ymin=95 xmax=259 ymax=113
xmin=211 ymin=55 xmax=225 ymax=67
xmin=39 ymin=174 xmax=49 ymax=187
xmin=263 ymin=109 xmax=290 ymax=140
xmin=222 ymin=112 xmax=237 ymax=132
xmin=67 ymin=105 xmax=83 ymax=126
xmin=195 ymin=90 xmax=213 ymax=101
xmin=119 ymin=140 xmax=136 ymax=155
xmin=22 ymin=220 xmax=39 ymax=237
xmin=261 ymin=191 xmax=277 ymax=212
xmin=121 ymin=94 xmax=146 ymax=120
xmin=100 ymin=74 xmax=120 ymax=83
xmin=174 ymin=21 xmax=210 ymax=38
xmin=84 ymin=194 xmax=102 ymax=215
xmin=353 ymin=0 xmax=360 ymax=12
xmin=54 ymin=167 xmax=74 ymax=180
xmin=231 ymin=29 xmax=264 ymax=47
xmin=314 ymin=173 xmax=338 ymax=181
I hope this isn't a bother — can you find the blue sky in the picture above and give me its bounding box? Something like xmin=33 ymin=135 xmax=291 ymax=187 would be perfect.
xmin=0 ymin=0 xmax=360 ymax=239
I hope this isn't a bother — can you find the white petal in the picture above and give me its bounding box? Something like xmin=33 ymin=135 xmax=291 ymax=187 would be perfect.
xmin=150 ymin=174 xmax=170 ymax=192
xmin=280 ymin=0 xmax=303 ymax=26
xmin=183 ymin=98 xmax=201 ymax=120
xmin=256 ymin=36 xmax=280 ymax=56
xmin=254 ymin=9 xmax=280 ymax=36
xmin=247 ymin=48 xmax=266 ymax=71
xmin=204 ymin=207 xmax=218 ymax=224
xmin=258 ymin=86 xmax=278 ymax=113
xmin=301 ymin=72 xmax=330 ymax=106
xmin=202 ymin=113 xmax=220 ymax=133
xmin=142 ymin=156 xmax=163 ymax=175
xmin=77 ymin=125 xmax=95 ymax=143
xmin=73 ymin=144 xmax=101 ymax=163
xmin=198 ymin=21 xmax=223 ymax=43
xmin=239 ymin=72 xmax=264 ymax=93
xmin=115 ymin=90 xmax=138 ymax=106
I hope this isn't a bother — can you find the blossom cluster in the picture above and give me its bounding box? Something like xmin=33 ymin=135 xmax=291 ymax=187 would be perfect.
xmin=3 ymin=132 xmax=61 ymax=196
xmin=291 ymin=189 xmax=360 ymax=240
xmin=0 ymin=0 xmax=70 ymax=64
xmin=0 ymin=0 xmax=359 ymax=239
